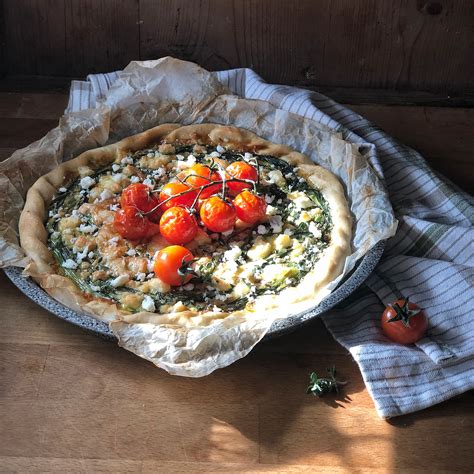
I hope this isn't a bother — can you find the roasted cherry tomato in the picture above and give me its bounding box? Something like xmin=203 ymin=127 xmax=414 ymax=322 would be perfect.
xmin=233 ymin=190 xmax=267 ymax=225
xmin=158 ymin=182 xmax=198 ymax=212
xmin=159 ymin=206 xmax=198 ymax=244
xmin=225 ymin=161 xmax=258 ymax=195
xmin=120 ymin=183 xmax=161 ymax=223
xmin=381 ymin=298 xmax=428 ymax=344
xmin=153 ymin=245 xmax=194 ymax=286
xmin=200 ymin=196 xmax=237 ymax=233
xmin=114 ymin=206 xmax=157 ymax=240
xmin=179 ymin=164 xmax=222 ymax=198
xmin=120 ymin=183 xmax=158 ymax=212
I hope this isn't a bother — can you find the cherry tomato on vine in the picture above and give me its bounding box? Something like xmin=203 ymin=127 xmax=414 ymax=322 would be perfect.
xmin=179 ymin=163 xmax=222 ymax=198
xmin=225 ymin=161 xmax=258 ymax=195
xmin=153 ymin=245 xmax=194 ymax=286
xmin=381 ymin=298 xmax=428 ymax=344
xmin=200 ymin=196 xmax=237 ymax=233
xmin=233 ymin=190 xmax=267 ymax=224
xmin=120 ymin=183 xmax=159 ymax=213
xmin=158 ymin=182 xmax=198 ymax=213
xmin=159 ymin=206 xmax=198 ymax=244
xmin=114 ymin=206 xmax=157 ymax=240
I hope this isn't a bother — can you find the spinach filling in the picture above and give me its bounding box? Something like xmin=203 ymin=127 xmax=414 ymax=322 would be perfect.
xmin=46 ymin=144 xmax=333 ymax=313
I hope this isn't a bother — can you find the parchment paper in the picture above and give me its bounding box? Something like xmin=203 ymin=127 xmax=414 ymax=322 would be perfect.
xmin=0 ymin=57 xmax=397 ymax=376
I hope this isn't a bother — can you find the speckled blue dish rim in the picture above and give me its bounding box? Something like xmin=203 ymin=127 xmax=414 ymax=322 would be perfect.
xmin=4 ymin=240 xmax=384 ymax=341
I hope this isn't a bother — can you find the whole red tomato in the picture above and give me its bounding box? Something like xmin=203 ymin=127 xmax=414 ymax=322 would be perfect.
xmin=226 ymin=161 xmax=258 ymax=195
xmin=200 ymin=196 xmax=237 ymax=233
xmin=153 ymin=245 xmax=194 ymax=286
xmin=233 ymin=190 xmax=267 ymax=224
xmin=159 ymin=206 xmax=198 ymax=244
xmin=381 ymin=298 xmax=428 ymax=344
xmin=114 ymin=206 xmax=157 ymax=240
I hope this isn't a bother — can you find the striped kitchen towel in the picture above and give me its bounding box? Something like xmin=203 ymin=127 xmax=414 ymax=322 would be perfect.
xmin=67 ymin=66 xmax=474 ymax=418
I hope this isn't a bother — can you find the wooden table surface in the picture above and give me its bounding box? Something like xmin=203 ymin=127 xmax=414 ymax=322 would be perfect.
xmin=1 ymin=91 xmax=473 ymax=473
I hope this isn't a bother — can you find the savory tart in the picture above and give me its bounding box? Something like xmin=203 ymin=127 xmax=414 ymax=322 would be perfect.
xmin=19 ymin=124 xmax=352 ymax=324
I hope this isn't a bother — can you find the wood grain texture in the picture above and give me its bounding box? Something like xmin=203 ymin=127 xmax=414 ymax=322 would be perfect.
xmin=0 ymin=93 xmax=473 ymax=472
xmin=64 ymin=0 xmax=140 ymax=76
xmin=2 ymin=0 xmax=473 ymax=95
xmin=1 ymin=270 xmax=473 ymax=472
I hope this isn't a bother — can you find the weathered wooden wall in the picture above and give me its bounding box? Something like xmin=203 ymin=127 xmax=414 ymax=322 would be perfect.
xmin=2 ymin=0 xmax=473 ymax=95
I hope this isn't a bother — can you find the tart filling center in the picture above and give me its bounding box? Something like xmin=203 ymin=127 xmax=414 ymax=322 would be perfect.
xmin=46 ymin=144 xmax=332 ymax=314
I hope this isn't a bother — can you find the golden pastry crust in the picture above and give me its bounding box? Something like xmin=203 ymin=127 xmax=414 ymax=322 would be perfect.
xmin=19 ymin=123 xmax=352 ymax=326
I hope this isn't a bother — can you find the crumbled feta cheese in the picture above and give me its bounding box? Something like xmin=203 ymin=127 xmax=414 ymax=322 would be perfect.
xmin=224 ymin=246 xmax=242 ymax=261
xmin=90 ymin=284 xmax=101 ymax=292
xmin=111 ymin=173 xmax=124 ymax=182
xmin=176 ymin=154 xmax=185 ymax=161
xmin=266 ymin=205 xmax=278 ymax=216
xmin=186 ymin=155 xmax=196 ymax=165
xmin=269 ymin=215 xmax=283 ymax=233
xmin=284 ymin=228 xmax=293 ymax=236
xmin=62 ymin=259 xmax=78 ymax=270
xmin=58 ymin=187 xmax=67 ymax=193
xmin=126 ymin=248 xmax=137 ymax=256
xmin=146 ymin=272 xmax=154 ymax=280
xmin=110 ymin=275 xmax=129 ymax=288
xmin=141 ymin=295 xmax=155 ymax=312
xmin=288 ymin=191 xmax=314 ymax=209
xmin=143 ymin=178 xmax=153 ymax=187
xmin=76 ymin=247 xmax=89 ymax=262
xmin=183 ymin=283 xmax=194 ymax=291
xmin=308 ymin=222 xmax=322 ymax=239
xmin=216 ymin=145 xmax=225 ymax=153
xmin=80 ymin=176 xmax=95 ymax=189
xmin=121 ymin=156 xmax=133 ymax=165
xmin=147 ymin=260 xmax=154 ymax=272
xmin=266 ymin=170 xmax=285 ymax=186
xmin=153 ymin=168 xmax=164 ymax=177
xmin=212 ymin=305 xmax=223 ymax=313
xmin=88 ymin=251 xmax=95 ymax=259
xmin=209 ymin=151 xmax=221 ymax=158
xmin=264 ymin=194 xmax=275 ymax=204
xmin=136 ymin=272 xmax=146 ymax=281
xmin=244 ymin=152 xmax=253 ymax=161
xmin=79 ymin=224 xmax=97 ymax=234
xmin=130 ymin=176 xmax=140 ymax=183
xmin=257 ymin=225 xmax=268 ymax=235
xmin=99 ymin=189 xmax=114 ymax=201
xmin=112 ymin=164 xmax=120 ymax=172
xmin=51 ymin=231 xmax=60 ymax=239
xmin=215 ymin=293 xmax=228 ymax=301
xmin=147 ymin=152 xmax=154 ymax=158
xmin=109 ymin=203 xmax=120 ymax=211
xmin=108 ymin=236 xmax=119 ymax=246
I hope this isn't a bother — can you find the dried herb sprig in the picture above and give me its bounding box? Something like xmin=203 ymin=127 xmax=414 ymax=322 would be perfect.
xmin=306 ymin=366 xmax=347 ymax=397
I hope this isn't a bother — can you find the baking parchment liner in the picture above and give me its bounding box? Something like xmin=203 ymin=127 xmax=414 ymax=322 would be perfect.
xmin=0 ymin=57 xmax=397 ymax=376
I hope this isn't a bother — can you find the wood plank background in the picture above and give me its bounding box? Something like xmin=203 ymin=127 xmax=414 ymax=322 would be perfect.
xmin=2 ymin=0 xmax=474 ymax=96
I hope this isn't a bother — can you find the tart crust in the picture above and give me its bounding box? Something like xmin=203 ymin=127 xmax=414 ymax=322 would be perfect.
xmin=19 ymin=123 xmax=352 ymax=326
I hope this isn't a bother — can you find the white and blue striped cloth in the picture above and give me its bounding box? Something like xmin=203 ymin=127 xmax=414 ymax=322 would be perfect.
xmin=67 ymin=67 xmax=474 ymax=418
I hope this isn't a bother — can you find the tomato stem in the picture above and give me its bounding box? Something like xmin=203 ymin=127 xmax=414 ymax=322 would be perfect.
xmin=146 ymin=175 xmax=257 ymax=216
xmin=387 ymin=297 xmax=421 ymax=327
